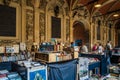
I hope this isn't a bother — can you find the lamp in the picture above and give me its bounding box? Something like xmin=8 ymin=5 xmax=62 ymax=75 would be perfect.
xmin=113 ymin=14 xmax=119 ymax=17
xmin=94 ymin=3 xmax=101 ymax=8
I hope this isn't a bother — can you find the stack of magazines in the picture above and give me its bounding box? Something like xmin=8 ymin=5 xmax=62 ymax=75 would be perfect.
xmin=0 ymin=70 xmax=22 ymax=80
xmin=0 ymin=70 xmax=9 ymax=80
xmin=7 ymin=72 xmax=22 ymax=80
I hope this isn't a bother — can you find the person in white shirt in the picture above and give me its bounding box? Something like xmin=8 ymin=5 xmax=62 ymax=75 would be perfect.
xmin=80 ymin=43 xmax=88 ymax=53
xmin=98 ymin=43 xmax=104 ymax=54
xmin=106 ymin=41 xmax=112 ymax=50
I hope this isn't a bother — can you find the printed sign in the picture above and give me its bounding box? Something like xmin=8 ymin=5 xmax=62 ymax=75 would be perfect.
xmin=28 ymin=66 xmax=47 ymax=80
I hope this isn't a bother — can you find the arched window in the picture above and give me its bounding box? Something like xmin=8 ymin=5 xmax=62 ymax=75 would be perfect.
xmin=97 ymin=20 xmax=101 ymax=40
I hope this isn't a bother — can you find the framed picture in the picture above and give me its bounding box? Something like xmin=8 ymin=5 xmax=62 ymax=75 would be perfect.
xmin=0 ymin=4 xmax=20 ymax=40
xmin=27 ymin=66 xmax=47 ymax=80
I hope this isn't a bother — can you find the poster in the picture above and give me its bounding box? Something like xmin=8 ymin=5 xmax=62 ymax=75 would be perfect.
xmin=0 ymin=46 xmax=5 ymax=53
xmin=27 ymin=66 xmax=47 ymax=80
xmin=20 ymin=43 xmax=26 ymax=51
xmin=79 ymin=57 xmax=89 ymax=80
xmin=5 ymin=46 xmax=13 ymax=53
xmin=13 ymin=45 xmax=19 ymax=53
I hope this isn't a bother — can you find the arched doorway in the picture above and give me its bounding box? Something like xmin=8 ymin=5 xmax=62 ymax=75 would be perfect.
xmin=73 ymin=21 xmax=89 ymax=46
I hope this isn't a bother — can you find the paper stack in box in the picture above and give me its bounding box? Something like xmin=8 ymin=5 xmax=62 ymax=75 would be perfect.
xmin=0 ymin=70 xmax=9 ymax=80
xmin=0 ymin=70 xmax=9 ymax=74
xmin=0 ymin=77 xmax=9 ymax=80
xmin=17 ymin=60 xmax=41 ymax=68
xmin=7 ymin=72 xmax=22 ymax=80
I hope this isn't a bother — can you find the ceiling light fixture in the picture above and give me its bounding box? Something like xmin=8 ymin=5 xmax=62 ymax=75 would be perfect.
xmin=113 ymin=14 xmax=119 ymax=17
xmin=94 ymin=4 xmax=101 ymax=8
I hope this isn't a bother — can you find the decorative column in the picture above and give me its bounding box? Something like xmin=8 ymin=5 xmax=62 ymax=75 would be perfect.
xmin=21 ymin=0 xmax=26 ymax=42
xmin=69 ymin=12 xmax=73 ymax=42
xmin=101 ymin=25 xmax=104 ymax=43
xmin=33 ymin=0 xmax=40 ymax=44
xmin=63 ymin=16 xmax=66 ymax=42
xmin=112 ymin=28 xmax=115 ymax=46
xmin=90 ymin=21 xmax=93 ymax=49
xmin=106 ymin=27 xmax=109 ymax=41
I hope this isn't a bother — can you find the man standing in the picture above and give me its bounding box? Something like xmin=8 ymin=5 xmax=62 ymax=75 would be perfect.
xmin=106 ymin=41 xmax=112 ymax=65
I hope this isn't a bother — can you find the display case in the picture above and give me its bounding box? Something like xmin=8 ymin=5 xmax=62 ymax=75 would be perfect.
xmin=111 ymin=48 xmax=120 ymax=63
xmin=79 ymin=53 xmax=108 ymax=76
xmin=27 ymin=66 xmax=47 ymax=80
xmin=109 ymin=65 xmax=120 ymax=77
xmin=0 ymin=62 xmax=22 ymax=80
xmin=35 ymin=51 xmax=78 ymax=63
xmin=78 ymin=57 xmax=89 ymax=80
xmin=12 ymin=61 xmax=47 ymax=80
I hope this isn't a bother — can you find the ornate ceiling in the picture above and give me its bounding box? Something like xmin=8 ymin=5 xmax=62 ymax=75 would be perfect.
xmin=65 ymin=0 xmax=120 ymax=28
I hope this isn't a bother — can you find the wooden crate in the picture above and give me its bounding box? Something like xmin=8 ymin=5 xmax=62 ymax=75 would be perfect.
xmin=35 ymin=52 xmax=57 ymax=62
xmin=35 ymin=52 xmax=78 ymax=63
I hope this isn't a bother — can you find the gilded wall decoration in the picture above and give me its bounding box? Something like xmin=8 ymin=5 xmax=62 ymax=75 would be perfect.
xmin=39 ymin=12 xmax=45 ymax=42
xmin=26 ymin=0 xmax=33 ymax=7
xmin=65 ymin=7 xmax=69 ymax=16
xmin=0 ymin=40 xmax=19 ymax=46
xmin=39 ymin=0 xmax=47 ymax=11
xmin=26 ymin=9 xmax=34 ymax=43
xmin=93 ymin=24 xmax=95 ymax=40
xmin=66 ymin=19 xmax=70 ymax=41
xmin=11 ymin=0 xmax=20 ymax=3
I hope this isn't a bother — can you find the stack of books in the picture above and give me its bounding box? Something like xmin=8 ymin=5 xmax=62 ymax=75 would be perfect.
xmin=7 ymin=72 xmax=22 ymax=80
xmin=0 ymin=70 xmax=22 ymax=80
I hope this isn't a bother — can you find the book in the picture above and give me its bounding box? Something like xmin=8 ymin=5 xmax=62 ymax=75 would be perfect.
xmin=7 ymin=72 xmax=22 ymax=80
xmin=0 ymin=70 xmax=9 ymax=74
xmin=0 ymin=77 xmax=9 ymax=80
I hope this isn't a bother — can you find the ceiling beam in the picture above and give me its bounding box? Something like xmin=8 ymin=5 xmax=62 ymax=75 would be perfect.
xmin=92 ymin=0 xmax=116 ymax=17
xmin=72 ymin=0 xmax=99 ymax=11
xmin=109 ymin=17 xmax=120 ymax=21
xmin=93 ymin=8 xmax=120 ymax=17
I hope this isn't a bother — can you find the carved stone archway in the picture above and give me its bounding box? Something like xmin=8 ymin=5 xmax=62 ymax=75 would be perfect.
xmin=73 ymin=21 xmax=89 ymax=43
xmin=73 ymin=21 xmax=90 ymax=50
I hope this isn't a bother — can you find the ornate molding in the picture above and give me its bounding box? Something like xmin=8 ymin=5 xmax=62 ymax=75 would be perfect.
xmin=39 ymin=12 xmax=45 ymax=42
xmin=46 ymin=0 xmax=65 ymax=16
xmin=66 ymin=19 xmax=70 ymax=41
xmin=0 ymin=40 xmax=20 ymax=46
xmin=26 ymin=9 xmax=34 ymax=42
